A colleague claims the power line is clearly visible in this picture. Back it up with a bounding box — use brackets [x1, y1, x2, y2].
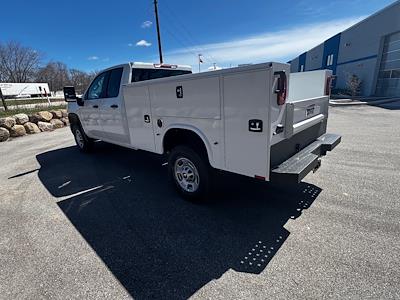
[160, 2, 219, 64]
[159, 11, 215, 66]
[162, 3, 215, 55]
[161, 23, 201, 58]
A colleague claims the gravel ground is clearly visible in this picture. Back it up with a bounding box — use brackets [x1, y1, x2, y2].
[0, 104, 399, 299]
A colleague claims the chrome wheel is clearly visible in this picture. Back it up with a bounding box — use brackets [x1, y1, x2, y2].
[75, 129, 85, 149]
[174, 157, 200, 192]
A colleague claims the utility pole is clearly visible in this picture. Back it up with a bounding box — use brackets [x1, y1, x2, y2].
[154, 0, 163, 64]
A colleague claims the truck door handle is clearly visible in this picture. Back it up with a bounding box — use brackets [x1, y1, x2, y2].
[92, 105, 98, 108]
[110, 104, 118, 109]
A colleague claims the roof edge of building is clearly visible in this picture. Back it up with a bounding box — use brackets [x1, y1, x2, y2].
[341, 0, 400, 35]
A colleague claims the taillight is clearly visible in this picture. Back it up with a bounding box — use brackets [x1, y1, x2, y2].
[274, 71, 287, 105]
[325, 76, 333, 96]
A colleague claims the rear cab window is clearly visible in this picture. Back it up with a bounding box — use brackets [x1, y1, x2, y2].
[107, 68, 123, 97]
[131, 68, 191, 83]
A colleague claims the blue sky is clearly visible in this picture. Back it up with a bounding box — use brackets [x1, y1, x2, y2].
[1, 0, 396, 72]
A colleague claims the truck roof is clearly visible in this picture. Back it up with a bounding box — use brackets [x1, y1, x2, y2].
[130, 62, 192, 72]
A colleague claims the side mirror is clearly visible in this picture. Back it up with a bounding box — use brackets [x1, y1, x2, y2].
[63, 86, 77, 102]
[63, 86, 84, 106]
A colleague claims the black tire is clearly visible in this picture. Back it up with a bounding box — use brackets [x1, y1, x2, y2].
[71, 124, 94, 152]
[168, 145, 211, 202]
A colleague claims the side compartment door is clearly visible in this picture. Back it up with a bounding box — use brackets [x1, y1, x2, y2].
[223, 69, 271, 179]
[79, 71, 109, 138]
[123, 84, 155, 152]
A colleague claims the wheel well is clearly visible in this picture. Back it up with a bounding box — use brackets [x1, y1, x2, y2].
[68, 113, 80, 126]
[163, 129, 209, 159]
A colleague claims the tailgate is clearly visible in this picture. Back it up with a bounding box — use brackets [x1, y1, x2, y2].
[284, 69, 332, 138]
[284, 96, 329, 137]
[270, 70, 332, 169]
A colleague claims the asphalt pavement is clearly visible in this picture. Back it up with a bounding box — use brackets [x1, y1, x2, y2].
[0, 103, 399, 299]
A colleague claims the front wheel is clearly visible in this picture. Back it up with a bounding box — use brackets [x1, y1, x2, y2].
[168, 146, 211, 201]
[71, 124, 94, 152]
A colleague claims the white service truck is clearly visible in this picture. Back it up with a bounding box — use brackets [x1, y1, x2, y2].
[64, 62, 341, 201]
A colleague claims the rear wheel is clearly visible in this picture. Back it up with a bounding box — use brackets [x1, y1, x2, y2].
[168, 146, 210, 201]
[71, 124, 94, 152]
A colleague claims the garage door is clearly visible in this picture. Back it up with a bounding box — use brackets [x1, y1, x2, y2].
[376, 31, 400, 97]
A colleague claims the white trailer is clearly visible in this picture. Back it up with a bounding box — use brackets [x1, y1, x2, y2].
[0, 83, 50, 99]
[64, 62, 340, 201]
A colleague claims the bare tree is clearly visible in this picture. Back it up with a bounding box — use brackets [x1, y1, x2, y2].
[69, 69, 95, 94]
[346, 74, 362, 97]
[0, 41, 41, 82]
[36, 62, 96, 94]
[36, 61, 70, 92]
[0, 41, 96, 96]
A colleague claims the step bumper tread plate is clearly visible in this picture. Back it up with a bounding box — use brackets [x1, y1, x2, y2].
[270, 133, 341, 183]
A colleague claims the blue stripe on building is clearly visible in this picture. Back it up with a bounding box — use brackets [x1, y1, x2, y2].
[322, 33, 341, 74]
[322, 33, 341, 87]
[298, 52, 306, 72]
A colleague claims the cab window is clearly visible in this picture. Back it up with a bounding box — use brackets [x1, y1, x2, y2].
[87, 72, 108, 100]
[107, 68, 123, 98]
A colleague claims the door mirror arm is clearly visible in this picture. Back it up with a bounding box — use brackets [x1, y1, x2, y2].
[76, 97, 84, 106]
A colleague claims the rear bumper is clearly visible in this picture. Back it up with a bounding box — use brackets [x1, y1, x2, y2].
[270, 133, 341, 183]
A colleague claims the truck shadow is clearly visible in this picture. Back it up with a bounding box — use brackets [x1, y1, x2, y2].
[373, 100, 400, 110]
[36, 142, 322, 300]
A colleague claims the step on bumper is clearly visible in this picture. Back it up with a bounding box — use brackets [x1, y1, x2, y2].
[270, 133, 341, 184]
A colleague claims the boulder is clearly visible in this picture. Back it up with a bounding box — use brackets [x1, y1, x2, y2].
[28, 114, 40, 124]
[9, 125, 26, 137]
[60, 117, 70, 126]
[24, 122, 41, 134]
[0, 127, 10, 142]
[14, 113, 29, 125]
[61, 109, 68, 118]
[0, 117, 16, 130]
[50, 119, 64, 129]
[37, 121, 54, 132]
[50, 110, 63, 119]
[37, 111, 53, 122]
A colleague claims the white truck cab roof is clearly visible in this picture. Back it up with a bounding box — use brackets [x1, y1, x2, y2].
[130, 62, 192, 72]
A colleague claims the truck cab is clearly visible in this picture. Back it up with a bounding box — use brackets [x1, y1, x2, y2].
[67, 62, 191, 145]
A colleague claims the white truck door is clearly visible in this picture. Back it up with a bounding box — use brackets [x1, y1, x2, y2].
[80, 71, 108, 138]
[223, 69, 271, 179]
[98, 67, 130, 144]
[123, 84, 155, 152]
